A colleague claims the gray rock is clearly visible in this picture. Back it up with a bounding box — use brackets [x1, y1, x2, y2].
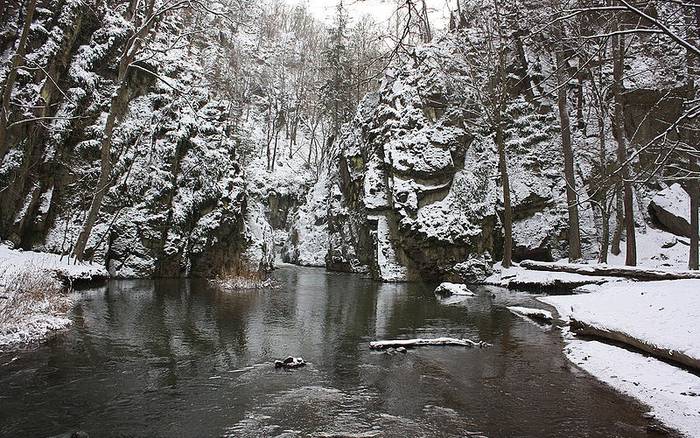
[649, 184, 695, 238]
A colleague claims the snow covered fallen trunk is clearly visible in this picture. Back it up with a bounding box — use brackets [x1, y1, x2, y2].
[434, 282, 475, 296]
[486, 263, 611, 291]
[570, 318, 700, 371]
[507, 306, 553, 323]
[521, 260, 700, 281]
[369, 337, 489, 350]
[541, 280, 700, 372]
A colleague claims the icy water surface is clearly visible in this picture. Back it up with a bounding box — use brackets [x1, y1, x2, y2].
[0, 265, 673, 437]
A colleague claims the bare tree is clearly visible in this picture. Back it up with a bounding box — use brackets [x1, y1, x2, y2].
[72, 0, 193, 261]
[460, 0, 514, 267]
[0, 0, 37, 164]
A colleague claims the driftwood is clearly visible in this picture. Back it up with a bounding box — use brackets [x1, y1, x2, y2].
[369, 337, 489, 350]
[570, 319, 700, 372]
[520, 260, 700, 281]
[507, 306, 553, 323]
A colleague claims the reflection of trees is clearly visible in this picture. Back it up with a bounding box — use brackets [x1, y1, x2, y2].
[318, 274, 380, 385]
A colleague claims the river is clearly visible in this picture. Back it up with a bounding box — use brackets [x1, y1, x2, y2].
[0, 265, 671, 437]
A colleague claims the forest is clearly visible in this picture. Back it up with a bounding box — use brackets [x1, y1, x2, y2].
[1, 0, 699, 437]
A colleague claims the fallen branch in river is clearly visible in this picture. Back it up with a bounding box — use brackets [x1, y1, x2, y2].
[507, 306, 553, 323]
[519, 260, 700, 281]
[369, 337, 489, 350]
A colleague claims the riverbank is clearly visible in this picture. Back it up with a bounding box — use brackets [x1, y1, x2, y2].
[0, 245, 107, 348]
[483, 226, 700, 437]
[534, 275, 700, 437]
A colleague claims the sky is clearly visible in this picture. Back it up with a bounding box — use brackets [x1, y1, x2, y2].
[286, 0, 454, 32]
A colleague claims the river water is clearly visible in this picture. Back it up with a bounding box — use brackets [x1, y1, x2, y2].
[0, 265, 670, 437]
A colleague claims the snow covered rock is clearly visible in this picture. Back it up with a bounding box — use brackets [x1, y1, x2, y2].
[649, 184, 696, 238]
[292, 34, 589, 282]
[282, 176, 330, 267]
[434, 282, 475, 296]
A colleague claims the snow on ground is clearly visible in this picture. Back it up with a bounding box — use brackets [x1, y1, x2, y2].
[0, 244, 106, 348]
[541, 280, 700, 366]
[564, 338, 700, 437]
[0, 244, 107, 281]
[607, 227, 691, 270]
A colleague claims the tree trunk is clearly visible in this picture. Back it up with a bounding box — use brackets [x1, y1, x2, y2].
[598, 206, 610, 263]
[612, 29, 636, 266]
[598, 112, 610, 263]
[556, 49, 582, 261]
[690, 159, 699, 270]
[0, 0, 38, 164]
[520, 260, 700, 280]
[611, 189, 623, 255]
[271, 128, 279, 172]
[496, 120, 513, 268]
[72, 81, 129, 260]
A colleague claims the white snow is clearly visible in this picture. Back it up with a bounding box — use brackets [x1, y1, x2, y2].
[652, 183, 691, 224]
[371, 214, 408, 282]
[0, 244, 107, 281]
[541, 280, 700, 365]
[485, 263, 613, 289]
[0, 244, 106, 348]
[540, 279, 700, 437]
[564, 339, 700, 437]
[507, 306, 553, 322]
[434, 282, 475, 296]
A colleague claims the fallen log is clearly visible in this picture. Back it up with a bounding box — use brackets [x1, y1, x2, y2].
[369, 337, 489, 350]
[570, 319, 700, 372]
[507, 306, 553, 323]
[520, 260, 700, 281]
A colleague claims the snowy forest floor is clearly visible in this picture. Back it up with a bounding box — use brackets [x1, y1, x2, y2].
[0, 245, 106, 348]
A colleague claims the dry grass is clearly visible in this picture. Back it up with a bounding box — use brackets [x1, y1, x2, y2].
[0, 262, 70, 333]
[211, 266, 280, 291]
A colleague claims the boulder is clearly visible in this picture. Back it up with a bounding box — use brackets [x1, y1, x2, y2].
[649, 184, 695, 238]
[434, 282, 475, 296]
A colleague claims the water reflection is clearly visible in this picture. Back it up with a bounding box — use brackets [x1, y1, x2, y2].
[0, 266, 669, 437]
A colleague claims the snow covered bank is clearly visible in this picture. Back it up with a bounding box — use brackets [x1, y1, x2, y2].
[564, 339, 700, 437]
[0, 245, 108, 284]
[541, 280, 700, 370]
[0, 245, 106, 348]
[540, 280, 700, 436]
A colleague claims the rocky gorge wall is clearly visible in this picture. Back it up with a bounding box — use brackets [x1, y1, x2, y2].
[285, 35, 584, 282]
[0, 0, 272, 278]
[284, 16, 695, 283]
